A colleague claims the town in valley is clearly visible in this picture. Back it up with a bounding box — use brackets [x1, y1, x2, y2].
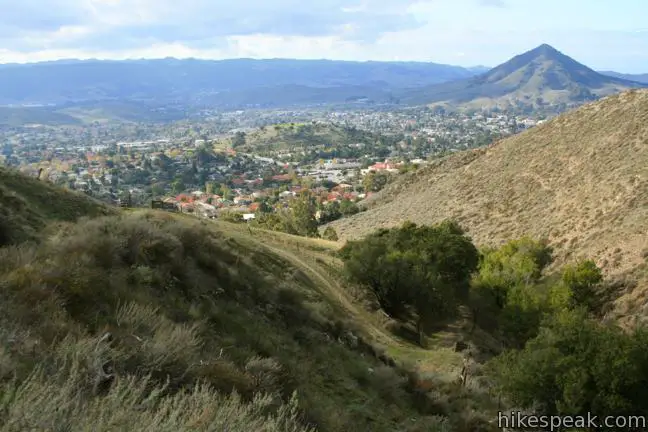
[2, 107, 540, 231]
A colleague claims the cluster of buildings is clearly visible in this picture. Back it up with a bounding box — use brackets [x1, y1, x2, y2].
[156, 181, 367, 221]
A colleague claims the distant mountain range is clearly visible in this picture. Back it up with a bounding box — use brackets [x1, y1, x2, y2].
[598, 71, 648, 84]
[0, 47, 645, 123]
[399, 44, 647, 111]
[0, 58, 482, 107]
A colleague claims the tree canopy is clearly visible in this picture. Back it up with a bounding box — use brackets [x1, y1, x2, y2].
[339, 220, 479, 345]
[489, 308, 648, 428]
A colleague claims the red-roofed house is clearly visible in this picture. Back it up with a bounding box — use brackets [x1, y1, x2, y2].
[327, 192, 341, 202]
[176, 194, 194, 203]
[248, 202, 260, 212]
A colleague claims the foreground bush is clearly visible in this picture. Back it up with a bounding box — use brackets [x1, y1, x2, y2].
[1, 343, 311, 432]
[488, 309, 648, 429]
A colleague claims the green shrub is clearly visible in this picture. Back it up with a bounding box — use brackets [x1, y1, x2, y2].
[219, 210, 244, 223]
[488, 309, 648, 429]
[322, 226, 339, 241]
[0, 353, 313, 432]
[340, 220, 479, 345]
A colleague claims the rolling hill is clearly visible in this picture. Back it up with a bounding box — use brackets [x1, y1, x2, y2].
[400, 44, 647, 111]
[0, 106, 83, 127]
[0, 165, 502, 431]
[0, 101, 192, 126]
[225, 121, 387, 157]
[0, 50, 641, 122]
[330, 89, 648, 324]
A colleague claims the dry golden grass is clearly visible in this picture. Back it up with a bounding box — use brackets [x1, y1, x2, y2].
[331, 89, 648, 324]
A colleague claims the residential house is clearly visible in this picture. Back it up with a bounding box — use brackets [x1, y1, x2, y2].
[233, 195, 253, 205]
[361, 161, 400, 175]
[248, 202, 260, 213]
[178, 202, 195, 213]
[326, 192, 342, 202]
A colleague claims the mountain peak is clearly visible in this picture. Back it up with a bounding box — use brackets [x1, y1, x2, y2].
[532, 43, 560, 54]
[520, 43, 566, 62]
[406, 44, 647, 109]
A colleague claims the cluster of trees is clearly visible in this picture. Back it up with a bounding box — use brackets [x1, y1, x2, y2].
[465, 237, 648, 428]
[490, 308, 648, 426]
[362, 171, 393, 193]
[232, 131, 247, 147]
[470, 237, 604, 349]
[340, 222, 648, 427]
[339, 221, 479, 346]
[316, 199, 360, 224]
[215, 189, 355, 239]
[470, 237, 555, 348]
[251, 193, 320, 238]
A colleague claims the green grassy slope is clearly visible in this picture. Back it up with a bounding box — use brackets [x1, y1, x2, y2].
[0, 166, 116, 245]
[0, 169, 500, 431]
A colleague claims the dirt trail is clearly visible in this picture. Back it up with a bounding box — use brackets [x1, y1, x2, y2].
[222, 223, 466, 376]
[259, 239, 403, 348]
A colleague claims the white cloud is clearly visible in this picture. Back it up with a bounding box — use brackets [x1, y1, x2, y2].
[0, 0, 424, 49]
[0, 0, 645, 72]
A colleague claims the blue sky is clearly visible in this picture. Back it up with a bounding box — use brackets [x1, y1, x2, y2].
[0, 0, 646, 72]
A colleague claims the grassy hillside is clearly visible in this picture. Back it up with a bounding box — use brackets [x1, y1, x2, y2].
[0, 168, 500, 431]
[331, 89, 648, 325]
[0, 106, 83, 126]
[0, 166, 116, 245]
[0, 101, 189, 126]
[58, 101, 190, 123]
[227, 122, 383, 156]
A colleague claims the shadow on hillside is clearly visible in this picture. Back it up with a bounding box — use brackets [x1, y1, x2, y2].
[387, 322, 420, 345]
[387, 317, 465, 348]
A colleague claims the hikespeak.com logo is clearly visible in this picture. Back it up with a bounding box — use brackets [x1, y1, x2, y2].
[498, 411, 646, 431]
